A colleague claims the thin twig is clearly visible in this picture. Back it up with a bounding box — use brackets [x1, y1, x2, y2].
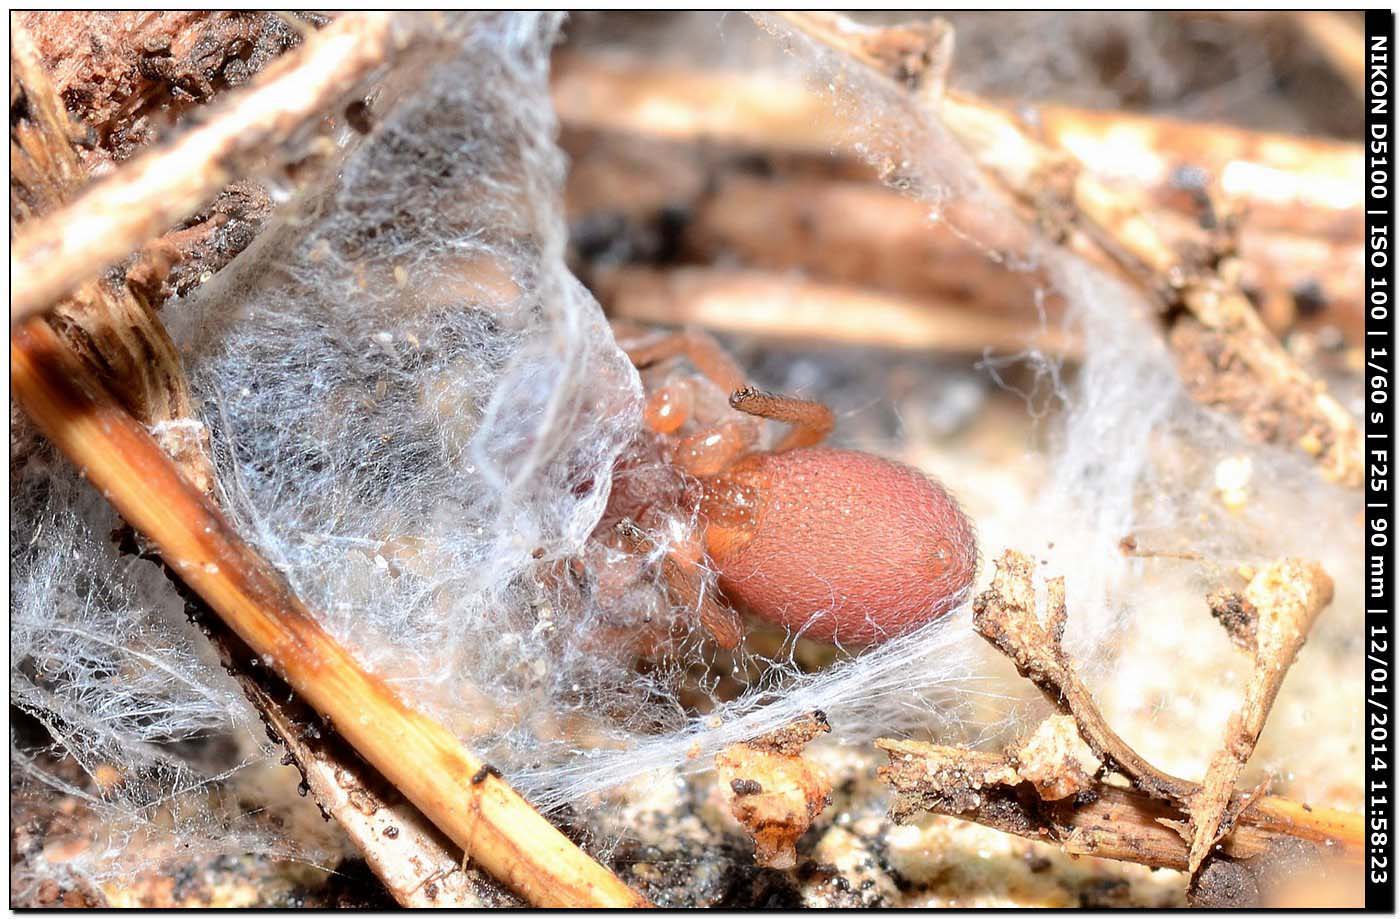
[10, 11, 409, 326]
[715, 712, 833, 869]
[971, 550, 1197, 802]
[10, 319, 648, 908]
[964, 550, 1362, 857]
[876, 738, 1362, 871]
[877, 548, 1360, 901]
[1187, 560, 1335, 873]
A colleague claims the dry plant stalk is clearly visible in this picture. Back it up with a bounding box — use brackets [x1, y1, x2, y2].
[973, 552, 1356, 837]
[10, 319, 647, 908]
[10, 11, 404, 326]
[971, 551, 1194, 802]
[1030, 102, 1362, 243]
[1291, 11, 1367, 94]
[685, 176, 1361, 333]
[1188, 560, 1336, 873]
[881, 549, 1361, 886]
[772, 12, 1363, 488]
[203, 618, 511, 907]
[563, 125, 1361, 343]
[597, 266, 1081, 360]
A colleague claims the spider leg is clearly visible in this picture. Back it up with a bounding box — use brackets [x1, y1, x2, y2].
[623, 328, 758, 474]
[619, 327, 747, 393]
[621, 326, 830, 455]
[729, 386, 834, 452]
[617, 519, 744, 649]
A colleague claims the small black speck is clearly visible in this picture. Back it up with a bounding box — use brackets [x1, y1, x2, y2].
[471, 764, 501, 785]
[1291, 279, 1327, 318]
[345, 99, 374, 135]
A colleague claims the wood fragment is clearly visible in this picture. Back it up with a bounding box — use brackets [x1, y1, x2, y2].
[10, 319, 648, 908]
[918, 548, 1363, 879]
[1187, 560, 1335, 873]
[10, 11, 408, 325]
[1010, 715, 1099, 802]
[715, 712, 833, 869]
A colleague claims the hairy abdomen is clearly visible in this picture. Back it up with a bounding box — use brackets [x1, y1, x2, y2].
[706, 448, 977, 645]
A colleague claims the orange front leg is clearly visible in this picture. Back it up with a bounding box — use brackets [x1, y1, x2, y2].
[729, 386, 834, 452]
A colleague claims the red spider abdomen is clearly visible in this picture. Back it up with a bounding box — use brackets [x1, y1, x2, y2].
[706, 448, 977, 645]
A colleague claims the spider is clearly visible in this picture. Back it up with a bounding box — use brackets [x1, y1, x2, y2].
[602, 325, 978, 649]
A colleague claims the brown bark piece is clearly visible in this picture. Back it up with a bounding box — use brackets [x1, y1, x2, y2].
[16, 12, 314, 166]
